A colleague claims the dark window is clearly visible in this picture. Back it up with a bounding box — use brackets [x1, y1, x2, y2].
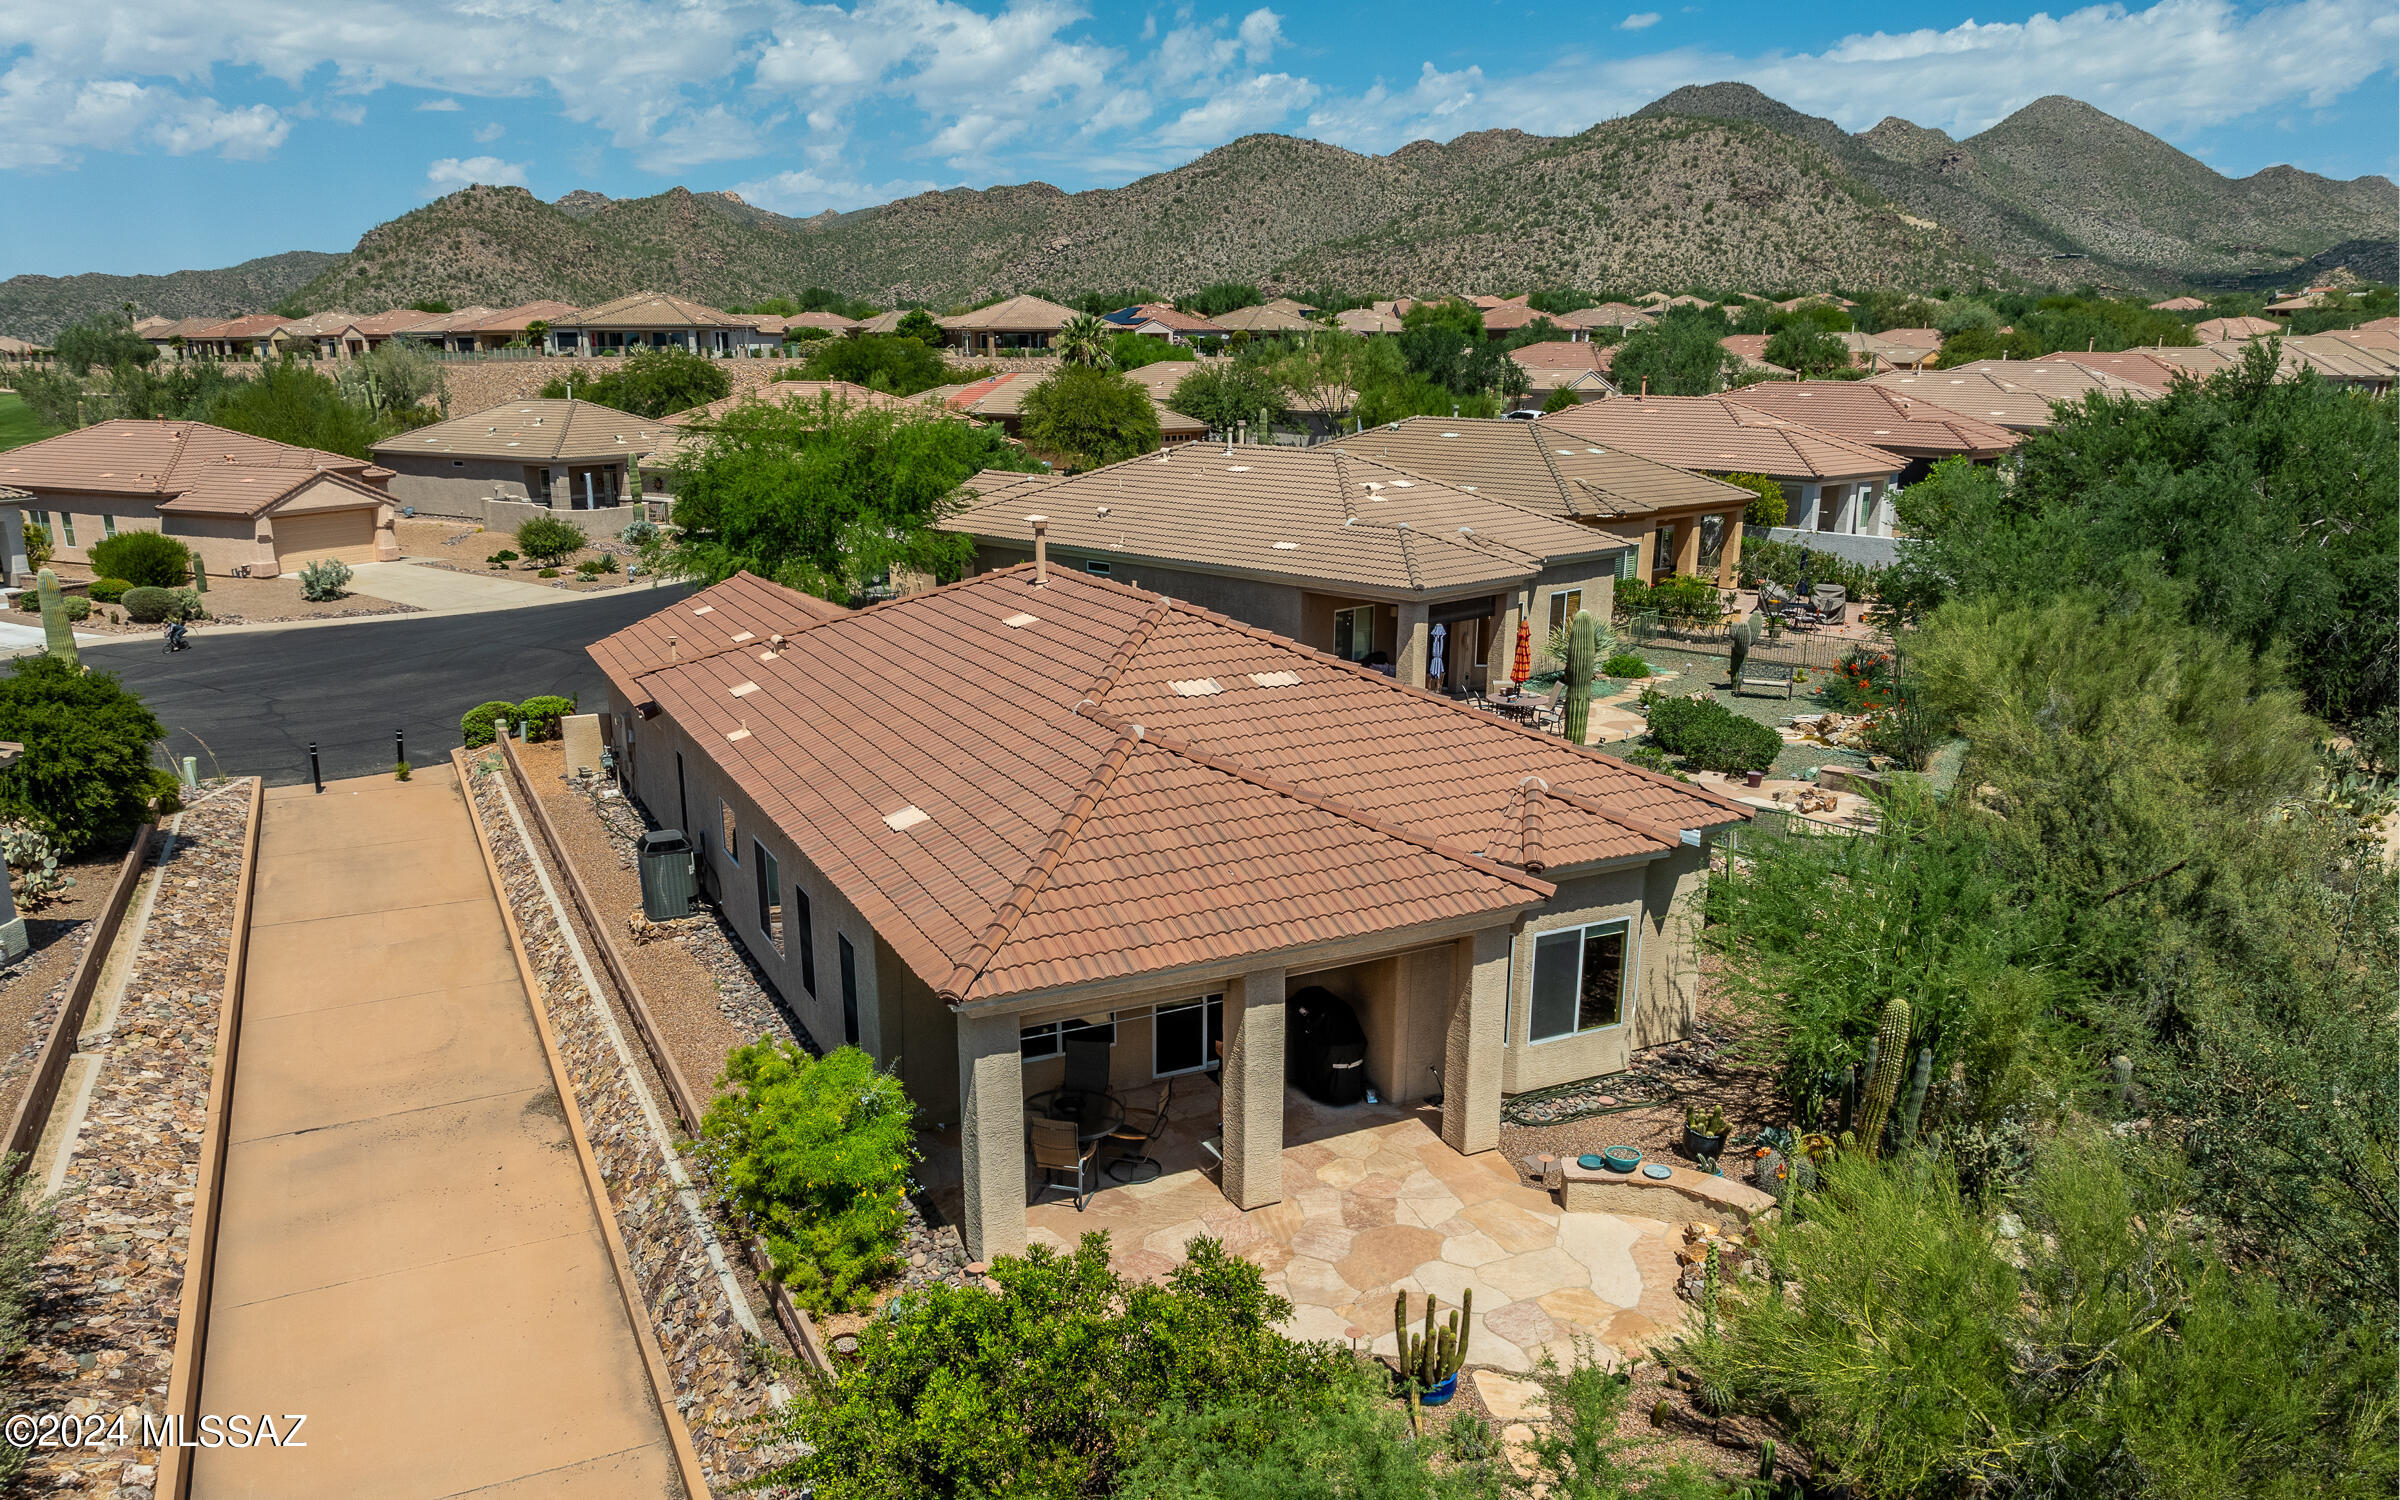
[1084, 559, 1111, 575]
[1528, 922, 1628, 1041]
[720, 801, 737, 862]
[675, 752, 687, 836]
[1152, 995, 1224, 1076]
[839, 935, 859, 1046]
[795, 889, 816, 995]
[1020, 1015, 1116, 1060]
[753, 840, 781, 952]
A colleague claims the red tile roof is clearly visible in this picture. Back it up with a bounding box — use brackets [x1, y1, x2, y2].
[1722, 381, 2019, 459]
[588, 572, 848, 703]
[0, 420, 391, 517]
[1538, 395, 1903, 483]
[600, 568, 1747, 1005]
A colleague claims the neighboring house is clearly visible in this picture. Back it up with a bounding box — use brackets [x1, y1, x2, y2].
[393, 306, 499, 351]
[0, 337, 50, 365]
[940, 442, 1632, 694]
[1335, 308, 1404, 334]
[2191, 316, 2281, 341]
[590, 565, 1750, 1261]
[1101, 304, 1230, 342]
[182, 313, 291, 360]
[1210, 303, 1317, 334]
[1340, 416, 1763, 588]
[1722, 381, 2019, 485]
[919, 371, 1208, 445]
[327, 308, 443, 358]
[939, 295, 1081, 355]
[2272, 332, 2399, 393]
[445, 301, 581, 352]
[2264, 292, 2326, 318]
[0, 420, 397, 576]
[550, 292, 760, 356]
[141, 316, 230, 359]
[369, 398, 660, 524]
[1550, 305, 1654, 340]
[1866, 362, 2160, 433]
[1506, 341, 1619, 404]
[1716, 335, 1795, 379]
[1538, 395, 1907, 540]
[2149, 296, 2209, 312]
[1836, 329, 1943, 371]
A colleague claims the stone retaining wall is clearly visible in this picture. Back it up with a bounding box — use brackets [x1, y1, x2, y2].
[1555, 1159, 1777, 1235]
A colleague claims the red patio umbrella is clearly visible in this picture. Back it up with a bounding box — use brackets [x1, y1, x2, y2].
[1511, 616, 1532, 685]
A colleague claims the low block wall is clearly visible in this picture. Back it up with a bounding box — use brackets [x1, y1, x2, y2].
[1746, 525, 1905, 569]
[484, 498, 645, 540]
[1556, 1158, 1777, 1233]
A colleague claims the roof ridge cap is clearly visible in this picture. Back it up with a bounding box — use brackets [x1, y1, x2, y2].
[1081, 703, 1554, 895]
[1519, 782, 1545, 873]
[938, 725, 1144, 1004]
[1083, 594, 1175, 703]
[1537, 782, 1684, 849]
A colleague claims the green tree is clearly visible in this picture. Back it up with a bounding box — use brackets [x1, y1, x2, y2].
[1181, 281, 1264, 318]
[761, 1231, 1351, 1500]
[510, 514, 585, 566]
[1053, 313, 1114, 368]
[661, 390, 1029, 599]
[407, 298, 453, 314]
[52, 310, 157, 376]
[205, 360, 391, 459]
[1019, 364, 1160, 468]
[335, 339, 448, 420]
[1540, 384, 1583, 413]
[894, 308, 943, 344]
[1763, 323, 1850, 376]
[1717, 472, 1785, 526]
[0, 655, 165, 855]
[699, 1042, 916, 1312]
[88, 531, 193, 588]
[557, 346, 731, 418]
[1607, 305, 1740, 395]
[1168, 362, 1289, 432]
[795, 333, 953, 397]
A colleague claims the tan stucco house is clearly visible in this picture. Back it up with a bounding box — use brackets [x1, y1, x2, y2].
[0, 420, 397, 577]
[371, 398, 661, 530]
[589, 567, 1749, 1260]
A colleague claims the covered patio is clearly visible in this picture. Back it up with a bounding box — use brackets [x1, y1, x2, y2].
[921, 1079, 1688, 1371]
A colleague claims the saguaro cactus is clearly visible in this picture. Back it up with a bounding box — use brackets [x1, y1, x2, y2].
[1728, 613, 1757, 687]
[1896, 1045, 1933, 1148]
[1856, 998, 1912, 1155]
[37, 569, 75, 667]
[1561, 609, 1598, 743]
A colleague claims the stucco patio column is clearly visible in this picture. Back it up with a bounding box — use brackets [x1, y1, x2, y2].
[1716, 508, 1746, 589]
[1672, 516, 1702, 577]
[1221, 966, 1287, 1209]
[957, 1010, 1028, 1263]
[1395, 601, 1431, 688]
[1440, 926, 1511, 1156]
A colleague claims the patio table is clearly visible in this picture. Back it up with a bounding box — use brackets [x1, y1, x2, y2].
[1025, 1087, 1126, 1144]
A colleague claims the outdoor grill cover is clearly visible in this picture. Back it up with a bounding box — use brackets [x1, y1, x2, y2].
[1288, 986, 1369, 1106]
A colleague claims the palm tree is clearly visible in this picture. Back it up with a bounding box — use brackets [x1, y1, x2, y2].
[1055, 314, 1114, 369]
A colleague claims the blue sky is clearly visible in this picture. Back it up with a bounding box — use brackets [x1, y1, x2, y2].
[3, 0, 2393, 278]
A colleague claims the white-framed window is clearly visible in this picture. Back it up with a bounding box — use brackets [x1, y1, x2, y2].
[1612, 549, 1639, 582]
[1151, 994, 1224, 1077]
[1021, 1014, 1114, 1060]
[720, 800, 737, 862]
[1546, 588, 1583, 635]
[1527, 919, 1632, 1042]
[101, 514, 117, 537]
[60, 514, 74, 547]
[1333, 604, 1376, 662]
[753, 839, 782, 953]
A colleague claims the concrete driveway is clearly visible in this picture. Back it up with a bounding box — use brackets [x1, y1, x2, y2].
[347, 560, 607, 612]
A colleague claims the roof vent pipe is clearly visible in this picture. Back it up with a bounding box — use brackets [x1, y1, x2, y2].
[1027, 514, 1049, 586]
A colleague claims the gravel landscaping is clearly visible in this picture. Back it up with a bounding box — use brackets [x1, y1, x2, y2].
[1608, 644, 1879, 782]
[30, 566, 421, 633]
[403, 517, 653, 594]
[11, 780, 252, 1499]
[0, 832, 139, 1131]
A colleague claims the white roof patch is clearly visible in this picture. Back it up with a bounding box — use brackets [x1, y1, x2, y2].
[883, 804, 930, 831]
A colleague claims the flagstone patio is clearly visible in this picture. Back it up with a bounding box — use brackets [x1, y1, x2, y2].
[929, 1083, 1690, 1372]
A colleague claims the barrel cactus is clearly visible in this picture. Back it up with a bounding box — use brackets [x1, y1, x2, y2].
[1856, 998, 1912, 1155]
[36, 569, 75, 666]
[1561, 609, 1597, 744]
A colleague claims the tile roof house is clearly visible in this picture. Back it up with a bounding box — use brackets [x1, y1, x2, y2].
[448, 300, 582, 353]
[1210, 303, 1317, 334]
[939, 295, 1083, 355]
[323, 308, 444, 357]
[140, 316, 234, 358]
[591, 565, 1749, 1259]
[2149, 296, 2209, 312]
[1551, 304, 1655, 340]
[1102, 304, 1231, 341]
[1341, 415, 1766, 589]
[0, 420, 397, 577]
[550, 292, 761, 356]
[1506, 342, 1619, 403]
[1723, 380, 2019, 484]
[920, 371, 1208, 445]
[1866, 362, 2162, 432]
[1335, 308, 1404, 335]
[1716, 335, 1794, 379]
[939, 440, 1634, 694]
[181, 313, 293, 360]
[1538, 395, 1907, 543]
[1835, 329, 1943, 371]
[370, 397, 662, 522]
[2191, 316, 2281, 342]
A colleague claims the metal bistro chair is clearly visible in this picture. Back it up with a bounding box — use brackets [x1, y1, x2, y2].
[1062, 1032, 1114, 1103]
[1107, 1079, 1173, 1183]
[1030, 1116, 1101, 1210]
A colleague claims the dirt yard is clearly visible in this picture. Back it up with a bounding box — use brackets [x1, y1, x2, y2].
[399, 516, 651, 594]
[36, 562, 420, 633]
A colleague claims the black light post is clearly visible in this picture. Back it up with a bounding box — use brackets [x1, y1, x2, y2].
[308, 741, 322, 794]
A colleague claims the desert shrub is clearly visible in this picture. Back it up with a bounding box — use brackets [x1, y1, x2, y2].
[1604, 651, 1651, 678]
[1613, 573, 1723, 629]
[9, 593, 33, 613]
[1718, 472, 1786, 527]
[0, 825, 73, 908]
[0, 655, 164, 854]
[699, 1042, 916, 1314]
[512, 514, 585, 565]
[575, 559, 602, 576]
[618, 518, 658, 548]
[87, 530, 191, 589]
[485, 548, 519, 565]
[59, 597, 90, 623]
[758, 1230, 1352, 1498]
[297, 557, 352, 601]
[515, 694, 576, 740]
[1819, 645, 1897, 712]
[0, 1169, 54, 1484]
[21, 522, 50, 573]
[458, 700, 518, 748]
[537, 567, 559, 578]
[118, 586, 173, 623]
[1738, 536, 1884, 599]
[166, 589, 204, 623]
[1646, 695, 1779, 773]
[87, 578, 131, 605]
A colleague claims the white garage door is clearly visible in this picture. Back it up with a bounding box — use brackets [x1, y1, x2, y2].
[273, 509, 378, 572]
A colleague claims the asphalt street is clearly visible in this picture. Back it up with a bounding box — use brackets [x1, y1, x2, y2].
[85, 583, 690, 787]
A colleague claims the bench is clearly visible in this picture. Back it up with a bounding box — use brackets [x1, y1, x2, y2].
[1737, 660, 1796, 699]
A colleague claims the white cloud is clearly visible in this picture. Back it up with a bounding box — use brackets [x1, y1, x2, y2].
[1158, 73, 1319, 148]
[1621, 13, 1660, 30]
[426, 154, 529, 193]
[416, 97, 462, 111]
[473, 121, 504, 142]
[726, 165, 942, 215]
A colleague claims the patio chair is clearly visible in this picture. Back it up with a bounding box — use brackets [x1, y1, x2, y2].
[1062, 1033, 1113, 1102]
[1107, 1079, 1172, 1182]
[1534, 683, 1566, 733]
[1030, 1117, 1100, 1210]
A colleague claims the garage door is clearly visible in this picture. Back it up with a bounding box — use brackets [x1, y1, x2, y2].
[273, 509, 378, 572]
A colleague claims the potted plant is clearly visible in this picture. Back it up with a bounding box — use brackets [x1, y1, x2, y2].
[1394, 1290, 1472, 1432]
[1684, 1103, 1730, 1161]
